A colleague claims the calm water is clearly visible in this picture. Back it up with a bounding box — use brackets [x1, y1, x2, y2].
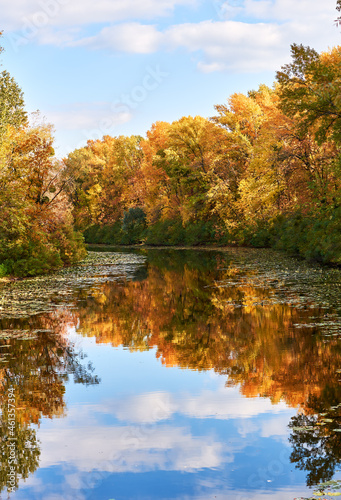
[0, 247, 341, 500]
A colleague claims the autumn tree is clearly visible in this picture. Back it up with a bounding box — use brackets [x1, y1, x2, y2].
[164, 115, 229, 223]
[0, 122, 85, 276]
[66, 135, 144, 231]
[141, 116, 237, 227]
[65, 143, 106, 229]
[276, 44, 341, 144]
[236, 86, 289, 222]
[276, 45, 341, 209]
[139, 121, 171, 224]
[210, 92, 266, 226]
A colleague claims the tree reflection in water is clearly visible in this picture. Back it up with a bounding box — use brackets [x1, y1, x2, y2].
[0, 309, 100, 492]
[0, 248, 340, 494]
[76, 249, 341, 488]
[289, 394, 341, 487]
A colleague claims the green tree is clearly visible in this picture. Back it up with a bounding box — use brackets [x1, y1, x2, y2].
[0, 70, 27, 133]
[121, 207, 146, 244]
[276, 44, 341, 144]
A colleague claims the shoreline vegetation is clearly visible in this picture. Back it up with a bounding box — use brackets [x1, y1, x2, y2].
[85, 240, 341, 267]
[1, 32, 341, 277]
[83, 210, 341, 266]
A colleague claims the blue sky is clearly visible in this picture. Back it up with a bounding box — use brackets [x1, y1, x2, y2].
[0, 0, 340, 157]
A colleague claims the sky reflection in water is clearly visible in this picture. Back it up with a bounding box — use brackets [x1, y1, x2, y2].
[1, 248, 341, 500]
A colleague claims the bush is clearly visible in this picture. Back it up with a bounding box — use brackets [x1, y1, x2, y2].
[82, 209, 341, 266]
[83, 223, 123, 245]
[52, 224, 86, 265]
[183, 221, 216, 245]
[239, 209, 341, 265]
[145, 219, 184, 245]
[145, 219, 220, 246]
[0, 263, 8, 278]
[85, 218, 228, 247]
[0, 221, 86, 278]
[121, 208, 146, 244]
[3, 239, 62, 277]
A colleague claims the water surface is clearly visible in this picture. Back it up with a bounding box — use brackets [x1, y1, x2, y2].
[0, 248, 340, 500]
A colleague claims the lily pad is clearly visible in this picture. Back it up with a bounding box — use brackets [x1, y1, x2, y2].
[0, 252, 146, 320]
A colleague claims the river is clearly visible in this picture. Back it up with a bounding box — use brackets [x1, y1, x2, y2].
[0, 247, 340, 500]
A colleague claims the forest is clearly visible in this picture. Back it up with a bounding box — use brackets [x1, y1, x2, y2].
[1, 32, 341, 277]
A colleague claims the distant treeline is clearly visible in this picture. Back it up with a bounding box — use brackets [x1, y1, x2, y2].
[1, 37, 341, 277]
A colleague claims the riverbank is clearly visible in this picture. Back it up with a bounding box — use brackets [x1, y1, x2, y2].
[1, 210, 339, 281]
[84, 210, 341, 267]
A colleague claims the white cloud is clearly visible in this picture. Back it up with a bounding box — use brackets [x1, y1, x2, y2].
[0, 0, 196, 31]
[3, 0, 339, 73]
[260, 415, 291, 439]
[243, 0, 336, 23]
[164, 9, 339, 71]
[177, 389, 289, 420]
[110, 392, 177, 423]
[38, 425, 224, 473]
[237, 413, 292, 441]
[191, 490, 308, 500]
[62, 12, 339, 73]
[73, 23, 163, 53]
[166, 20, 286, 71]
[91, 387, 289, 424]
[22, 390, 294, 497]
[44, 101, 132, 132]
[68, 19, 287, 70]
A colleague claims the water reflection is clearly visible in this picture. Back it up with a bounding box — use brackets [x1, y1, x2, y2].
[0, 248, 340, 498]
[74, 248, 341, 492]
[78, 249, 341, 409]
[0, 310, 100, 492]
[289, 396, 341, 487]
